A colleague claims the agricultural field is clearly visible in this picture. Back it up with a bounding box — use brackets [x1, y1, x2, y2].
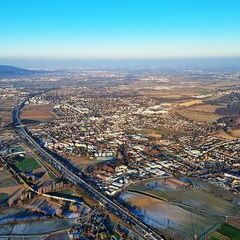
[0, 208, 27, 223]
[228, 218, 240, 230]
[175, 98, 222, 123]
[45, 231, 69, 240]
[0, 170, 18, 188]
[139, 86, 205, 100]
[121, 178, 240, 239]
[121, 191, 220, 240]
[179, 99, 203, 107]
[219, 223, 240, 240]
[0, 97, 18, 126]
[0, 218, 74, 235]
[177, 108, 220, 122]
[0, 169, 23, 203]
[0, 110, 12, 126]
[129, 178, 240, 216]
[208, 223, 240, 240]
[208, 231, 230, 240]
[21, 104, 55, 122]
[215, 130, 237, 140]
[230, 129, 240, 138]
[187, 104, 220, 113]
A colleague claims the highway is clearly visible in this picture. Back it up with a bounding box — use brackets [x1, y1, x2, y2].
[12, 96, 165, 240]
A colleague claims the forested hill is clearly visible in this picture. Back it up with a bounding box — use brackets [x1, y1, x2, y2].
[0, 65, 45, 78]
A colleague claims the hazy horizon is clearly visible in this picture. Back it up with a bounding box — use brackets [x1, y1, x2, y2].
[1, 57, 240, 72]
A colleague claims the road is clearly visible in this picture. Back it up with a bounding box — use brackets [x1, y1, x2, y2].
[12, 95, 165, 240]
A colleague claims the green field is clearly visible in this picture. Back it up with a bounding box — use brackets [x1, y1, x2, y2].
[0, 178, 18, 187]
[0, 170, 18, 187]
[15, 155, 40, 172]
[218, 223, 240, 240]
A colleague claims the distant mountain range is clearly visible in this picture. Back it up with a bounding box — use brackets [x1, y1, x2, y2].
[0, 65, 45, 78]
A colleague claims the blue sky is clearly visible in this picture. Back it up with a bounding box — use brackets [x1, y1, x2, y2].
[0, 0, 240, 59]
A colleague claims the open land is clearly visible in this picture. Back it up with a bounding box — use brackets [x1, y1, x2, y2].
[121, 191, 220, 240]
[0, 169, 23, 204]
[176, 109, 220, 122]
[128, 178, 240, 216]
[21, 104, 55, 122]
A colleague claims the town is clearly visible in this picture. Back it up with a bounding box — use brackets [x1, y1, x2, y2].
[1, 68, 240, 240]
